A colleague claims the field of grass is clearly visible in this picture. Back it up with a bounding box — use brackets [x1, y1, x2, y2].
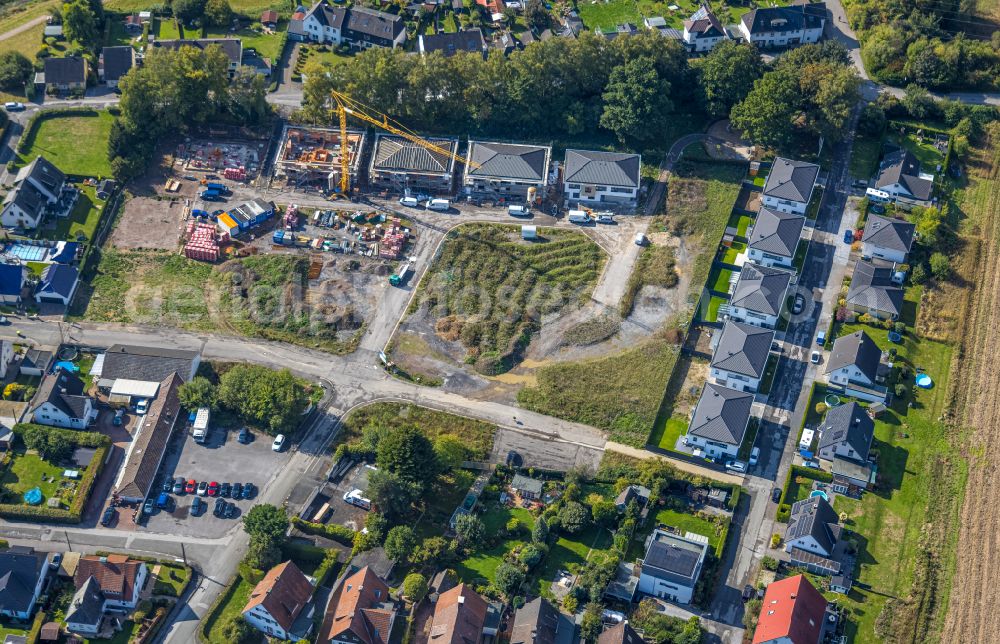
[0, 624, 28, 640]
[850, 134, 883, 179]
[18, 111, 115, 177]
[704, 294, 726, 322]
[535, 523, 614, 596]
[652, 415, 688, 450]
[454, 503, 534, 584]
[338, 402, 496, 461]
[108, 0, 288, 13]
[203, 24, 286, 60]
[709, 266, 734, 294]
[0, 19, 43, 66]
[726, 212, 752, 237]
[200, 576, 254, 644]
[578, 0, 765, 30]
[720, 242, 746, 265]
[42, 185, 103, 242]
[518, 340, 679, 447]
[412, 224, 604, 375]
[0, 450, 74, 507]
[885, 128, 945, 170]
[152, 563, 191, 596]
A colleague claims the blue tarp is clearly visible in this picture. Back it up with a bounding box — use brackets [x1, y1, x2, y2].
[54, 361, 79, 373]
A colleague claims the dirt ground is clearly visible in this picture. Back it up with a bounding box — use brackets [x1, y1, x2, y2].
[111, 198, 187, 250]
[940, 130, 1000, 642]
[734, 185, 762, 212]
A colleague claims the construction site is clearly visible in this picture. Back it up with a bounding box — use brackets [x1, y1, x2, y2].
[273, 125, 366, 193]
[176, 140, 264, 181]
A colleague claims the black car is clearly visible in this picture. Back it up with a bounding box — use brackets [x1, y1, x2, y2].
[742, 585, 755, 601]
[231, 483, 243, 498]
[213, 498, 226, 517]
[191, 497, 204, 515]
[172, 477, 185, 494]
[237, 428, 252, 444]
[220, 483, 232, 498]
[224, 502, 237, 519]
[242, 483, 254, 499]
[162, 479, 173, 493]
[772, 488, 782, 503]
[101, 506, 116, 527]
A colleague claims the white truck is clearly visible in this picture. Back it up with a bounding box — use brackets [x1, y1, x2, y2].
[192, 407, 210, 444]
[568, 210, 591, 224]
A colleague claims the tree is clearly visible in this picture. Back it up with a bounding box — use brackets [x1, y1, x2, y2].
[62, 0, 97, 49]
[433, 435, 466, 470]
[242, 504, 289, 542]
[0, 51, 32, 91]
[800, 62, 861, 141]
[518, 544, 544, 569]
[902, 84, 936, 120]
[367, 470, 421, 521]
[523, 0, 551, 31]
[558, 501, 589, 534]
[402, 573, 429, 602]
[384, 525, 417, 563]
[204, 0, 233, 26]
[580, 603, 603, 641]
[454, 512, 485, 545]
[730, 68, 802, 149]
[376, 426, 439, 493]
[697, 40, 764, 118]
[494, 562, 525, 598]
[227, 67, 270, 125]
[929, 252, 951, 280]
[173, 0, 208, 22]
[219, 616, 256, 644]
[532, 516, 549, 544]
[178, 376, 216, 410]
[20, 426, 74, 462]
[600, 56, 672, 144]
[244, 536, 282, 570]
[216, 365, 309, 435]
[591, 500, 617, 526]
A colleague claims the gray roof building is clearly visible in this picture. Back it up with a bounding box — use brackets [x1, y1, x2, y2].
[875, 148, 933, 201]
[21, 348, 53, 373]
[741, 3, 826, 35]
[598, 621, 644, 644]
[861, 213, 915, 254]
[98, 345, 200, 383]
[614, 484, 651, 509]
[563, 150, 640, 189]
[371, 135, 457, 176]
[689, 382, 754, 446]
[762, 157, 820, 204]
[818, 402, 874, 460]
[641, 529, 708, 588]
[711, 320, 775, 379]
[732, 263, 793, 317]
[36, 264, 78, 302]
[418, 29, 486, 56]
[787, 496, 841, 555]
[343, 6, 405, 43]
[748, 207, 805, 257]
[152, 38, 243, 66]
[31, 367, 91, 420]
[511, 474, 544, 496]
[847, 260, 903, 317]
[0, 546, 48, 617]
[16, 156, 67, 200]
[826, 330, 883, 384]
[510, 597, 577, 644]
[3, 181, 47, 222]
[114, 373, 183, 500]
[345, 546, 395, 581]
[100, 46, 136, 83]
[466, 141, 551, 183]
[42, 56, 87, 86]
[65, 576, 105, 632]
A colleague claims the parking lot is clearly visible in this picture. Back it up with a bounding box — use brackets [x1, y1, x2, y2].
[143, 424, 291, 538]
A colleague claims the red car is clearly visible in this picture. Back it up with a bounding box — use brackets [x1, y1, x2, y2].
[207, 482, 220, 497]
[185, 479, 197, 494]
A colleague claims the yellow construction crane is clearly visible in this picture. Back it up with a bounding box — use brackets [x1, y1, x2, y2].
[330, 90, 479, 195]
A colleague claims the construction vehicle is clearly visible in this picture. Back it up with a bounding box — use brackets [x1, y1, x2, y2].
[204, 182, 230, 194]
[389, 262, 411, 287]
[201, 189, 224, 201]
[329, 90, 481, 195]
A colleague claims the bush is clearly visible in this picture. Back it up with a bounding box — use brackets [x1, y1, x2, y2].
[290, 515, 357, 546]
[761, 556, 778, 571]
[238, 562, 264, 585]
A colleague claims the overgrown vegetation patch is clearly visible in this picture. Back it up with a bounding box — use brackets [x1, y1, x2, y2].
[620, 244, 678, 317]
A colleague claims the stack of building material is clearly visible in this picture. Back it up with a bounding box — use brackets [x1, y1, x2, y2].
[379, 218, 407, 259]
[184, 221, 222, 262]
[284, 204, 299, 228]
[224, 167, 246, 181]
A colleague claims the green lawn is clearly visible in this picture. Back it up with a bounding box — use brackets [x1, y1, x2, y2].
[18, 111, 115, 178]
[705, 295, 727, 322]
[850, 134, 883, 179]
[710, 266, 735, 294]
[727, 212, 752, 238]
[792, 240, 808, 272]
[579, 0, 766, 30]
[758, 354, 779, 395]
[204, 24, 286, 60]
[535, 524, 614, 597]
[576, 0, 642, 30]
[0, 623, 28, 640]
[153, 17, 184, 40]
[42, 185, 103, 242]
[201, 577, 254, 644]
[720, 242, 746, 265]
[0, 0, 59, 69]
[454, 504, 534, 585]
[751, 175, 766, 187]
[653, 415, 688, 450]
[152, 563, 191, 597]
[885, 129, 945, 171]
[84, 621, 139, 644]
[806, 188, 824, 220]
[653, 508, 725, 551]
[0, 449, 73, 507]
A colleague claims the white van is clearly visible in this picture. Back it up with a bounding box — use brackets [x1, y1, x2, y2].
[399, 196, 419, 207]
[427, 198, 450, 211]
[568, 210, 591, 224]
[596, 212, 614, 224]
[634, 233, 648, 246]
[507, 204, 530, 217]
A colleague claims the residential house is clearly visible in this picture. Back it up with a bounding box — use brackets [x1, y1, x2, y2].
[709, 320, 775, 393]
[19, 348, 53, 377]
[369, 134, 459, 194]
[40, 56, 87, 92]
[94, 345, 201, 388]
[598, 23, 639, 40]
[0, 263, 26, 305]
[112, 373, 183, 502]
[73, 555, 148, 612]
[0, 547, 50, 620]
[598, 621, 644, 644]
[288, 2, 406, 50]
[728, 262, 793, 329]
[418, 29, 486, 57]
[682, 4, 729, 52]
[738, 1, 826, 49]
[747, 208, 805, 269]
[1, 156, 69, 231]
[846, 260, 903, 320]
[428, 583, 501, 643]
[30, 367, 95, 430]
[464, 141, 551, 201]
[817, 402, 873, 465]
[761, 158, 820, 215]
[492, 32, 516, 56]
[0, 340, 13, 379]
[510, 597, 577, 644]
[510, 474, 543, 500]
[99, 46, 135, 88]
[685, 383, 755, 459]
[785, 496, 840, 558]
[261, 10, 280, 29]
[614, 484, 651, 512]
[637, 529, 709, 604]
[152, 39, 243, 76]
[825, 330, 889, 403]
[243, 561, 316, 641]
[344, 547, 395, 581]
[644, 16, 683, 39]
[752, 575, 827, 644]
[321, 566, 395, 644]
[873, 148, 934, 208]
[65, 576, 105, 635]
[563, 149, 641, 207]
[35, 264, 79, 307]
[861, 214, 916, 263]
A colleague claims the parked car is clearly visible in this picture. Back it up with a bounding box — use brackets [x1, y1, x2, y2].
[142, 498, 155, 514]
[742, 585, 755, 601]
[162, 479, 172, 493]
[749, 446, 760, 466]
[772, 487, 781, 503]
[725, 460, 748, 473]
[869, 203, 886, 214]
[173, 477, 185, 494]
[49, 553, 62, 569]
[272, 434, 286, 452]
[816, 330, 827, 346]
[224, 502, 237, 519]
[791, 293, 805, 314]
[771, 341, 782, 353]
[135, 399, 149, 415]
[0, 316, 8, 325]
[237, 428, 252, 444]
[427, 198, 450, 211]
[113, 408, 125, 426]
[220, 483, 231, 498]
[191, 497, 204, 515]
[507, 204, 530, 217]
[156, 492, 170, 509]
[232, 483, 243, 498]
[803, 459, 821, 469]
[242, 483, 255, 499]
[3, 102, 24, 111]
[843, 229, 854, 244]
[596, 212, 614, 224]
[101, 506, 116, 526]
[207, 481, 219, 497]
[185, 479, 197, 494]
[213, 498, 225, 517]
[197, 481, 208, 496]
[810, 350, 821, 364]
[399, 196, 419, 207]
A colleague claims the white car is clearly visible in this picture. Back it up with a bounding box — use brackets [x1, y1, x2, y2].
[3, 102, 24, 111]
[399, 196, 419, 207]
[507, 204, 530, 217]
[749, 446, 760, 466]
[810, 350, 821, 364]
[343, 489, 372, 510]
[135, 399, 149, 415]
[272, 434, 286, 452]
[725, 460, 748, 473]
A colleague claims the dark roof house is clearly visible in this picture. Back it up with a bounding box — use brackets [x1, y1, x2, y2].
[31, 367, 90, 420]
[0, 547, 49, 618]
[42, 56, 87, 88]
[35, 264, 79, 303]
[688, 383, 754, 446]
[762, 158, 820, 204]
[786, 496, 841, 556]
[100, 46, 136, 84]
[419, 29, 486, 56]
[371, 135, 457, 176]
[875, 148, 933, 202]
[20, 348, 53, 374]
[741, 3, 826, 36]
[711, 321, 775, 380]
[114, 373, 182, 500]
[748, 208, 805, 258]
[467, 141, 550, 183]
[825, 330, 883, 384]
[152, 39, 243, 66]
[99, 345, 200, 383]
[731, 263, 793, 317]
[0, 263, 26, 300]
[861, 213, 916, 255]
[510, 597, 577, 644]
[846, 260, 903, 318]
[818, 402, 874, 461]
[563, 150, 640, 189]
[16, 156, 67, 200]
[65, 577, 105, 631]
[344, 6, 405, 43]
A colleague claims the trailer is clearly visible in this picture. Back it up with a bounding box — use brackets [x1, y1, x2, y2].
[204, 182, 230, 194]
[389, 262, 411, 287]
[201, 189, 224, 201]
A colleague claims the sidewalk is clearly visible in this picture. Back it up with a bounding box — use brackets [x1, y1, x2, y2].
[604, 441, 744, 485]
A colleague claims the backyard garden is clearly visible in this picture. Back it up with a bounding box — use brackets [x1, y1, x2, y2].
[16, 110, 115, 178]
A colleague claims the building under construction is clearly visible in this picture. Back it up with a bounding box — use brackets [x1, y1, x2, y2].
[368, 134, 459, 195]
[274, 125, 366, 192]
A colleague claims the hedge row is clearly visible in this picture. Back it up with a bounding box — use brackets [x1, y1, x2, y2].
[290, 516, 356, 547]
[776, 465, 835, 522]
[26, 611, 46, 644]
[196, 573, 241, 644]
